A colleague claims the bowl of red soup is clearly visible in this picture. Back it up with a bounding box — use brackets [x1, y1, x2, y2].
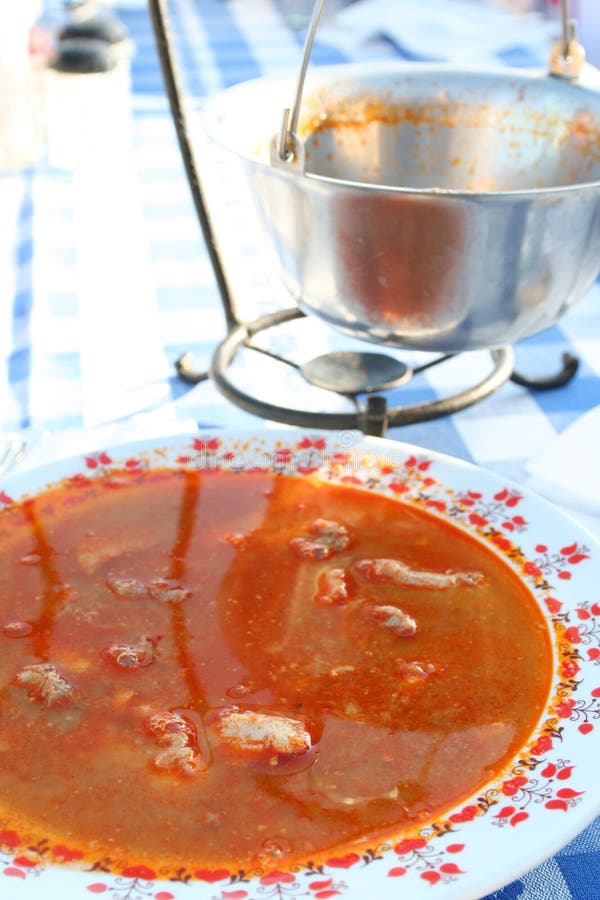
[0, 430, 598, 900]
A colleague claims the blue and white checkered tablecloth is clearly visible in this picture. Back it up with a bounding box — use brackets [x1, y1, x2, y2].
[1, 1, 599, 897]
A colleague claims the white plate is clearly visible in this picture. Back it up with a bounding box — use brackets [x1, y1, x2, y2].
[0, 429, 599, 900]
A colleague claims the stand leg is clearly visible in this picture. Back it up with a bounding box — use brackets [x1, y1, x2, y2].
[510, 353, 579, 390]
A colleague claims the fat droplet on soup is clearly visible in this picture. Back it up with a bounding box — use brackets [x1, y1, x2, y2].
[102, 635, 157, 669]
[3, 621, 33, 638]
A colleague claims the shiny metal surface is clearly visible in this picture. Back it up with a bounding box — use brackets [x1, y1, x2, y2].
[300, 351, 411, 393]
[203, 61, 600, 351]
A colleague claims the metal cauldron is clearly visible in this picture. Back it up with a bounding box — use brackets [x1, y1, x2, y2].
[202, 1, 600, 352]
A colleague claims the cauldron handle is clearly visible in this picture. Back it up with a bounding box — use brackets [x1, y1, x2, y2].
[275, 0, 328, 163]
[276, 0, 585, 165]
[549, 0, 585, 80]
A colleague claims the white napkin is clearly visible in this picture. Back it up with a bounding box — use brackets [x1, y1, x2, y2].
[321, 0, 558, 66]
[3, 411, 200, 478]
[526, 405, 600, 540]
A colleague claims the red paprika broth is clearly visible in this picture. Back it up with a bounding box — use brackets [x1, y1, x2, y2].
[0, 468, 552, 874]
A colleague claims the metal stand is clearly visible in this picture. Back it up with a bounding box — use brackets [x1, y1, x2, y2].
[148, 0, 580, 438]
[208, 308, 516, 436]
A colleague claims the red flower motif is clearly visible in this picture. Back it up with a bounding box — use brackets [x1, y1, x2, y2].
[426, 499, 446, 512]
[493, 489, 521, 507]
[510, 811, 529, 826]
[468, 513, 488, 527]
[0, 830, 21, 848]
[541, 763, 557, 778]
[440, 863, 465, 874]
[194, 869, 230, 884]
[389, 481, 409, 494]
[260, 871, 296, 885]
[560, 542, 578, 556]
[531, 734, 553, 755]
[501, 775, 528, 797]
[52, 845, 84, 862]
[561, 659, 581, 679]
[12, 856, 36, 868]
[325, 853, 360, 869]
[155, 893, 176, 900]
[449, 805, 478, 823]
[545, 799, 569, 811]
[591, 603, 600, 616]
[523, 561, 542, 577]
[545, 597, 562, 614]
[3, 869, 26, 879]
[84, 456, 99, 469]
[568, 553, 589, 565]
[97, 451, 112, 465]
[0, 490, 13, 505]
[70, 473, 92, 487]
[420, 871, 441, 885]
[85, 885, 107, 894]
[121, 865, 156, 881]
[564, 626, 581, 644]
[556, 787, 583, 798]
[309, 879, 334, 891]
[579, 723, 594, 735]
[394, 838, 427, 855]
[535, 544, 548, 553]
[556, 698, 576, 718]
[589, 649, 600, 660]
[558, 571, 572, 581]
[504, 495, 522, 507]
[494, 806, 516, 819]
[557, 766, 575, 781]
[446, 844, 465, 853]
[340, 475, 363, 485]
[388, 867, 407, 877]
[193, 437, 220, 452]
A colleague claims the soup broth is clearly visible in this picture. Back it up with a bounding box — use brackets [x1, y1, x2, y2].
[0, 468, 552, 875]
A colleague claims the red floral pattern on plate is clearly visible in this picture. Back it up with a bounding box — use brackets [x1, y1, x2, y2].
[0, 431, 598, 900]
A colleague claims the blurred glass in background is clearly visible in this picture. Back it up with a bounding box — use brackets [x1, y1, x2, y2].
[0, 0, 47, 171]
